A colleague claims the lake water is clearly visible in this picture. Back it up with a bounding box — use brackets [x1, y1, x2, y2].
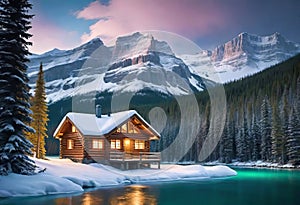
[1, 168, 299, 205]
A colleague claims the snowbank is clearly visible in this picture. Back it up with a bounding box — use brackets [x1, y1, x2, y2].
[0, 158, 237, 197]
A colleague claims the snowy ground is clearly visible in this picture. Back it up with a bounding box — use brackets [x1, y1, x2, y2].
[0, 158, 236, 198]
[204, 160, 300, 169]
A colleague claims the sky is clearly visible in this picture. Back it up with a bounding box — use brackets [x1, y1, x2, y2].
[29, 0, 300, 54]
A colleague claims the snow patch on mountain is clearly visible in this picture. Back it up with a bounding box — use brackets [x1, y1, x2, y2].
[27, 32, 300, 103]
[28, 32, 206, 103]
[181, 32, 300, 83]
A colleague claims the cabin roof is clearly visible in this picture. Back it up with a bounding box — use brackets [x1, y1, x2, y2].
[53, 110, 161, 138]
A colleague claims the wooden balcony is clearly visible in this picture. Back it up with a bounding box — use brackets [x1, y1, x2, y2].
[109, 151, 161, 170]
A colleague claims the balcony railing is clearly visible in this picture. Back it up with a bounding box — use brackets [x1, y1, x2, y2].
[110, 151, 161, 162]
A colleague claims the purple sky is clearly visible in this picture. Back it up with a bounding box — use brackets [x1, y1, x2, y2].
[29, 0, 300, 54]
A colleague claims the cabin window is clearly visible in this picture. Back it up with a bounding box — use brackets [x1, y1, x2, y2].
[134, 140, 145, 150]
[71, 125, 76, 133]
[116, 123, 127, 133]
[92, 139, 103, 149]
[67, 139, 74, 149]
[111, 139, 121, 149]
[128, 122, 137, 133]
[121, 123, 127, 133]
[116, 121, 140, 133]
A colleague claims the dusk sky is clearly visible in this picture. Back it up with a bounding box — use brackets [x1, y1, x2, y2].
[29, 0, 300, 54]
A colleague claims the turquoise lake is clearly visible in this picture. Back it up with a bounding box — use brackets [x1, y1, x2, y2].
[1, 168, 299, 205]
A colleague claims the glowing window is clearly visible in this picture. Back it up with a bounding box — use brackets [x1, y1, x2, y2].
[117, 127, 121, 133]
[134, 140, 145, 150]
[71, 125, 76, 133]
[121, 123, 127, 133]
[67, 139, 74, 149]
[92, 139, 103, 149]
[111, 139, 121, 149]
[128, 122, 135, 133]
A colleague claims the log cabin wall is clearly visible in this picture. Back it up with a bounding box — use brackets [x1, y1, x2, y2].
[83, 137, 106, 162]
[59, 120, 84, 161]
[107, 133, 150, 154]
[60, 133, 84, 161]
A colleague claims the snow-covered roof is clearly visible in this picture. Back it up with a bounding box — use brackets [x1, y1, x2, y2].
[54, 110, 160, 137]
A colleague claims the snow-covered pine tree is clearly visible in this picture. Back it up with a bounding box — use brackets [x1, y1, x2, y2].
[27, 63, 48, 159]
[222, 115, 234, 163]
[260, 96, 272, 161]
[0, 0, 35, 175]
[280, 86, 289, 164]
[236, 111, 247, 162]
[243, 110, 252, 161]
[271, 103, 284, 163]
[287, 107, 300, 165]
[251, 115, 261, 161]
[287, 77, 300, 165]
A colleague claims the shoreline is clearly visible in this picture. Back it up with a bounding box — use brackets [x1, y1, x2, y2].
[202, 161, 300, 170]
[0, 158, 236, 198]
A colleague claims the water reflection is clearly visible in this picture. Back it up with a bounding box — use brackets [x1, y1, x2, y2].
[53, 185, 157, 205]
[110, 185, 157, 205]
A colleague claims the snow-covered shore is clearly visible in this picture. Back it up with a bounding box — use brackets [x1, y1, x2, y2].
[204, 160, 300, 169]
[0, 158, 237, 198]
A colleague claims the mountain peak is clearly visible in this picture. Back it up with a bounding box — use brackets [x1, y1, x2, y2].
[82, 38, 104, 47]
[42, 48, 64, 56]
[112, 32, 174, 61]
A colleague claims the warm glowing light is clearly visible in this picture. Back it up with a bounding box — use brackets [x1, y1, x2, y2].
[110, 185, 156, 205]
[111, 139, 121, 149]
[124, 138, 130, 147]
[134, 140, 145, 149]
[67, 139, 74, 149]
[71, 125, 76, 132]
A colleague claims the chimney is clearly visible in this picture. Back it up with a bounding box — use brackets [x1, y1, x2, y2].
[95, 105, 102, 118]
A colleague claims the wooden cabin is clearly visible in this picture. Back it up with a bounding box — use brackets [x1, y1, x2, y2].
[54, 109, 161, 169]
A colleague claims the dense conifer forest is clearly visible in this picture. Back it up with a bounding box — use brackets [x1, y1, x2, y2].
[46, 54, 300, 165]
[138, 53, 300, 165]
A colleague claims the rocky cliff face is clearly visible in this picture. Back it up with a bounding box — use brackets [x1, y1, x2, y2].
[211, 32, 299, 68]
[180, 32, 300, 82]
[28, 32, 207, 104]
[27, 32, 300, 102]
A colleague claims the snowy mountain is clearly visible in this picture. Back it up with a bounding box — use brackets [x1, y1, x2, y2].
[27, 32, 300, 104]
[28, 32, 207, 104]
[180, 32, 300, 83]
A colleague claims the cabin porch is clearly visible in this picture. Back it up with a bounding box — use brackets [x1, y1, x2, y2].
[109, 151, 161, 170]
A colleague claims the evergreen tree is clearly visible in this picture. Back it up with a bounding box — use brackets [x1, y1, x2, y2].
[260, 96, 272, 161]
[287, 77, 300, 165]
[235, 111, 247, 162]
[222, 116, 234, 163]
[0, 0, 35, 175]
[287, 107, 300, 165]
[281, 86, 289, 163]
[243, 111, 252, 161]
[27, 63, 48, 159]
[251, 115, 261, 161]
[271, 103, 284, 163]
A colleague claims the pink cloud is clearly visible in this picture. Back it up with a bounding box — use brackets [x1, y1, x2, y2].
[30, 15, 80, 54]
[76, 0, 230, 44]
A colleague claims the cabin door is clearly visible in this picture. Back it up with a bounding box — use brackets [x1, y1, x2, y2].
[123, 138, 131, 152]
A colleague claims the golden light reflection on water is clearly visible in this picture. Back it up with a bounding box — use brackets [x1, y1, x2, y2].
[54, 185, 157, 205]
[110, 185, 157, 205]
